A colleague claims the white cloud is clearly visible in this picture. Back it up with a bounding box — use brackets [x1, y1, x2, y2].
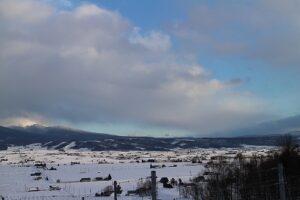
[0, 0, 271, 135]
[129, 27, 171, 52]
[187, 65, 206, 77]
[0, 115, 47, 127]
[74, 4, 107, 18]
[0, 0, 53, 23]
[171, 0, 300, 67]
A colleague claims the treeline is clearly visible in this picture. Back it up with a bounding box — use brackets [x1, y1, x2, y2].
[188, 134, 300, 200]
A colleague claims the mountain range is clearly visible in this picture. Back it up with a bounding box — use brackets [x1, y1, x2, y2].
[1, 124, 299, 151]
[220, 114, 300, 136]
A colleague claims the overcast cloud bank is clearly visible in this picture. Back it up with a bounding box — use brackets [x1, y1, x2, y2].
[0, 0, 290, 136]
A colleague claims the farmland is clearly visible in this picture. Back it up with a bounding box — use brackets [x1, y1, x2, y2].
[0, 145, 274, 200]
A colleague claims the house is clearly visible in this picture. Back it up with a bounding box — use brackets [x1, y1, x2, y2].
[35, 163, 46, 168]
[30, 172, 42, 176]
[71, 161, 80, 165]
[80, 178, 91, 182]
[28, 187, 40, 192]
[126, 190, 137, 196]
[49, 185, 61, 191]
[48, 166, 57, 170]
[93, 177, 103, 181]
[34, 176, 42, 181]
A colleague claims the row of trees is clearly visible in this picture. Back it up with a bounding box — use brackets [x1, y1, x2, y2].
[187, 134, 300, 200]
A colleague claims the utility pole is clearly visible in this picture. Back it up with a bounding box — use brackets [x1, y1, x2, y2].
[113, 180, 117, 200]
[194, 183, 199, 200]
[151, 171, 157, 200]
[216, 173, 220, 200]
[278, 163, 286, 200]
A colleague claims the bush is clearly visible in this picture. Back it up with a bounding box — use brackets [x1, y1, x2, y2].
[159, 177, 169, 184]
[136, 178, 152, 197]
[95, 185, 114, 197]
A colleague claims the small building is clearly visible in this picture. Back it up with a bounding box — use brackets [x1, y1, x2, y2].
[49, 185, 61, 191]
[28, 187, 40, 192]
[93, 177, 103, 181]
[80, 178, 91, 182]
[30, 172, 42, 176]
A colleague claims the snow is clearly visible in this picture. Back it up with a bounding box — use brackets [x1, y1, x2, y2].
[0, 145, 277, 200]
[63, 142, 77, 150]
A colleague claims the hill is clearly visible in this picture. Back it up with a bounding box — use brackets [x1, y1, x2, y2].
[1, 125, 299, 151]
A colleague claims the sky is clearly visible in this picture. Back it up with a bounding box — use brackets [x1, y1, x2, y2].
[0, 0, 299, 137]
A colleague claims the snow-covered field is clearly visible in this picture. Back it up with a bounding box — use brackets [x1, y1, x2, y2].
[0, 145, 275, 200]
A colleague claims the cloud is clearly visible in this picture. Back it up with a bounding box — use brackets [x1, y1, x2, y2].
[0, 0, 53, 23]
[171, 0, 300, 67]
[0, 0, 272, 136]
[220, 114, 300, 136]
[187, 65, 207, 77]
[0, 115, 47, 127]
[129, 27, 171, 52]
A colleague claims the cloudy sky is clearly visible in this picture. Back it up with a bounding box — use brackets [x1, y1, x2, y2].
[0, 0, 299, 137]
